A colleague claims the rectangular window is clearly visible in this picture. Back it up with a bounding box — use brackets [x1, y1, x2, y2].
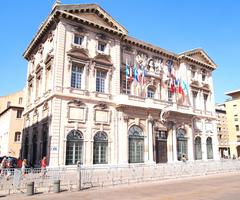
[191, 70, 196, 79]
[96, 70, 107, 93]
[234, 115, 238, 121]
[18, 97, 23, 105]
[98, 42, 106, 52]
[14, 132, 21, 142]
[45, 67, 51, 92]
[16, 109, 22, 118]
[74, 35, 83, 45]
[147, 87, 155, 98]
[192, 91, 198, 109]
[203, 94, 208, 112]
[71, 64, 83, 89]
[7, 101, 11, 108]
[236, 125, 239, 132]
[237, 135, 240, 142]
[202, 70, 206, 82]
[35, 77, 41, 98]
[121, 74, 131, 94]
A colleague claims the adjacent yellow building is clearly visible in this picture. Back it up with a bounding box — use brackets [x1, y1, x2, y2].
[215, 104, 230, 158]
[0, 91, 24, 157]
[225, 90, 240, 158]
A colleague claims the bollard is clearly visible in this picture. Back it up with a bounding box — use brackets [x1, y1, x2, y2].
[53, 180, 60, 193]
[26, 182, 34, 196]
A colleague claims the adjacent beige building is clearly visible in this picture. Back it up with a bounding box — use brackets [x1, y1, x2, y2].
[22, 2, 219, 167]
[225, 90, 240, 158]
[0, 91, 24, 157]
[215, 104, 230, 158]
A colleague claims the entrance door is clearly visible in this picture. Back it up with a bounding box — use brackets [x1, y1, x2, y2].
[237, 146, 240, 157]
[155, 130, 168, 163]
[156, 139, 167, 163]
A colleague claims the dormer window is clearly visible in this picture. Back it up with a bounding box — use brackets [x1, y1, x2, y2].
[74, 34, 83, 46]
[98, 41, 106, 52]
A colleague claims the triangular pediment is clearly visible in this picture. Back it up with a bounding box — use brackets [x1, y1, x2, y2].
[58, 4, 128, 35]
[94, 54, 112, 66]
[180, 49, 216, 68]
[67, 47, 90, 60]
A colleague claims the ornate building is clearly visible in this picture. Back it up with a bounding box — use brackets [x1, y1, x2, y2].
[22, 2, 219, 167]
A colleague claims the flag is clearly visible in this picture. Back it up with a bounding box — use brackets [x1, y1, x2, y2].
[170, 78, 175, 93]
[138, 68, 142, 84]
[134, 64, 138, 82]
[178, 82, 183, 95]
[129, 65, 133, 81]
[142, 69, 147, 85]
[182, 80, 188, 96]
[167, 60, 173, 75]
[126, 60, 129, 79]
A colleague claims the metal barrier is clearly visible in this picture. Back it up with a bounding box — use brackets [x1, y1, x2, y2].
[0, 160, 240, 196]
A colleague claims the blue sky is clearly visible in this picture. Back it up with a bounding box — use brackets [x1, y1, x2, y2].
[0, 0, 239, 103]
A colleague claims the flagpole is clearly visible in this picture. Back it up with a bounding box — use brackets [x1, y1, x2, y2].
[125, 58, 127, 94]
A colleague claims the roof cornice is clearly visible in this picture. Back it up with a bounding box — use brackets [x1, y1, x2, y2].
[23, 7, 127, 60]
[178, 55, 216, 70]
[123, 35, 178, 60]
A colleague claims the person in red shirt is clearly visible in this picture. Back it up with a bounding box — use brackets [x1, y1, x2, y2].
[41, 156, 47, 177]
[17, 158, 22, 168]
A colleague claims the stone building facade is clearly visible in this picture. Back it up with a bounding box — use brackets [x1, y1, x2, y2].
[215, 104, 230, 158]
[22, 2, 219, 167]
[225, 90, 240, 158]
[0, 91, 24, 157]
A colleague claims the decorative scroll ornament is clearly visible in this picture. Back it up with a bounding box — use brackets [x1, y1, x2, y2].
[159, 105, 171, 124]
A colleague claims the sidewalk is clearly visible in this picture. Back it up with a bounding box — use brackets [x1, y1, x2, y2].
[3, 172, 240, 200]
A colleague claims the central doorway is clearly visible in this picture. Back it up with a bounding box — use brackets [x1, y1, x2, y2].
[155, 130, 168, 163]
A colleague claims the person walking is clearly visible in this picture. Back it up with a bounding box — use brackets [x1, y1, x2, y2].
[17, 157, 22, 168]
[0, 157, 7, 176]
[41, 156, 47, 177]
[21, 159, 27, 176]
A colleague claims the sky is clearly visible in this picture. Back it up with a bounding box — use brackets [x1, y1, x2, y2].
[0, 0, 239, 103]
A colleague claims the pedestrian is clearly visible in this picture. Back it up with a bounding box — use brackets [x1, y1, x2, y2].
[182, 154, 187, 163]
[17, 158, 22, 168]
[21, 159, 27, 176]
[6, 158, 13, 180]
[0, 157, 7, 175]
[41, 156, 47, 177]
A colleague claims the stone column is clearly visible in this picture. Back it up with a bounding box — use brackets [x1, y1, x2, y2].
[172, 124, 178, 162]
[118, 112, 128, 164]
[201, 119, 207, 160]
[186, 125, 194, 161]
[212, 120, 220, 160]
[147, 115, 154, 163]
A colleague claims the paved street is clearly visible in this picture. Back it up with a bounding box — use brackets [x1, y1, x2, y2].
[2, 172, 240, 200]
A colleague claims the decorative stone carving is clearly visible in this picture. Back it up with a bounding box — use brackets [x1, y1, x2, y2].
[123, 114, 129, 122]
[96, 33, 107, 40]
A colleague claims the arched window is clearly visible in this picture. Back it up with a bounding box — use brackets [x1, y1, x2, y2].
[93, 131, 108, 164]
[177, 128, 188, 161]
[195, 136, 202, 160]
[206, 137, 213, 159]
[66, 130, 84, 165]
[147, 86, 155, 99]
[128, 125, 144, 163]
